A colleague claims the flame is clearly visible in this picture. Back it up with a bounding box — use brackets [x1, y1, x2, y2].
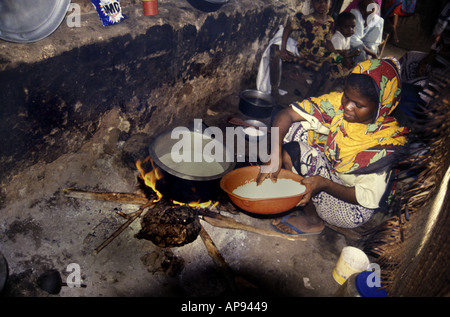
[172, 200, 219, 209]
[136, 156, 163, 203]
[136, 156, 219, 209]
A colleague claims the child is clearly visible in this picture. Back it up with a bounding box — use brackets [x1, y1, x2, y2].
[279, 0, 335, 72]
[256, 0, 335, 95]
[331, 12, 361, 70]
[350, 0, 384, 63]
[306, 12, 360, 97]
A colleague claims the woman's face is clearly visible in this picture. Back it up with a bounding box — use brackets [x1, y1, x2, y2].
[342, 84, 378, 124]
[312, 0, 331, 15]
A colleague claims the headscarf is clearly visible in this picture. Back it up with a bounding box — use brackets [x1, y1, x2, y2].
[294, 58, 409, 174]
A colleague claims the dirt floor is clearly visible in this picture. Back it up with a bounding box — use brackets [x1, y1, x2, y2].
[0, 14, 432, 300]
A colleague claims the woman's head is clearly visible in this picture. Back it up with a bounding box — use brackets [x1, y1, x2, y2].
[344, 58, 401, 126]
[342, 74, 379, 124]
[312, 0, 331, 15]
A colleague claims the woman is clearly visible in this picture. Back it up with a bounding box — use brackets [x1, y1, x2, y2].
[257, 58, 409, 234]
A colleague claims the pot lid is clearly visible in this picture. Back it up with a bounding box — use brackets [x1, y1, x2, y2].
[0, 0, 71, 43]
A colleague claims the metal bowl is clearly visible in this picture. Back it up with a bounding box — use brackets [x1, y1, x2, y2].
[220, 166, 311, 215]
[0, 0, 71, 43]
[239, 119, 268, 143]
[239, 89, 275, 119]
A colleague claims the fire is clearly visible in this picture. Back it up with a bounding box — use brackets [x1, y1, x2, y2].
[136, 156, 164, 203]
[136, 156, 219, 209]
[172, 200, 219, 209]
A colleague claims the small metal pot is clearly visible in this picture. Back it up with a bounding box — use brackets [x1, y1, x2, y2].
[239, 89, 275, 119]
[148, 128, 235, 203]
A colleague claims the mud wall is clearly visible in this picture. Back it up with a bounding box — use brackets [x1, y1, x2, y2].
[0, 0, 305, 184]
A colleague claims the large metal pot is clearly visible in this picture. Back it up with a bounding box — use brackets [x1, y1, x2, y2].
[239, 89, 275, 119]
[148, 127, 235, 203]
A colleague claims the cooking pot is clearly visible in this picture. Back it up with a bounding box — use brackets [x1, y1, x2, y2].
[148, 127, 235, 203]
[186, 0, 229, 12]
[239, 89, 275, 119]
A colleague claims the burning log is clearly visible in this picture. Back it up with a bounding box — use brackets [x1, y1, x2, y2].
[135, 200, 202, 248]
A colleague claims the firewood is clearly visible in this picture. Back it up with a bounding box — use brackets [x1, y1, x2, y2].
[63, 188, 149, 205]
[93, 201, 156, 254]
[198, 226, 257, 292]
[201, 212, 307, 241]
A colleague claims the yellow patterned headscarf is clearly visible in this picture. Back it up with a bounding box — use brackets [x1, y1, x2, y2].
[296, 59, 409, 174]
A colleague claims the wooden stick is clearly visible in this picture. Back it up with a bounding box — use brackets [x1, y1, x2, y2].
[198, 225, 256, 291]
[199, 226, 232, 274]
[63, 188, 149, 206]
[93, 201, 156, 254]
[201, 212, 307, 241]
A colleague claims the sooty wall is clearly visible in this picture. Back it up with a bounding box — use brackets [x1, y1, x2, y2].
[0, 0, 291, 185]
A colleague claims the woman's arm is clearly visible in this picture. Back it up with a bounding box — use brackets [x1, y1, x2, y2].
[256, 106, 306, 184]
[298, 176, 358, 207]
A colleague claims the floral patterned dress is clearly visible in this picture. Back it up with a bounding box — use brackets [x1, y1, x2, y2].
[290, 13, 335, 71]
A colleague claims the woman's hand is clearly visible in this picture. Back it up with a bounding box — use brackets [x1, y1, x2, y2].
[297, 175, 329, 206]
[299, 175, 359, 206]
[256, 154, 283, 185]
